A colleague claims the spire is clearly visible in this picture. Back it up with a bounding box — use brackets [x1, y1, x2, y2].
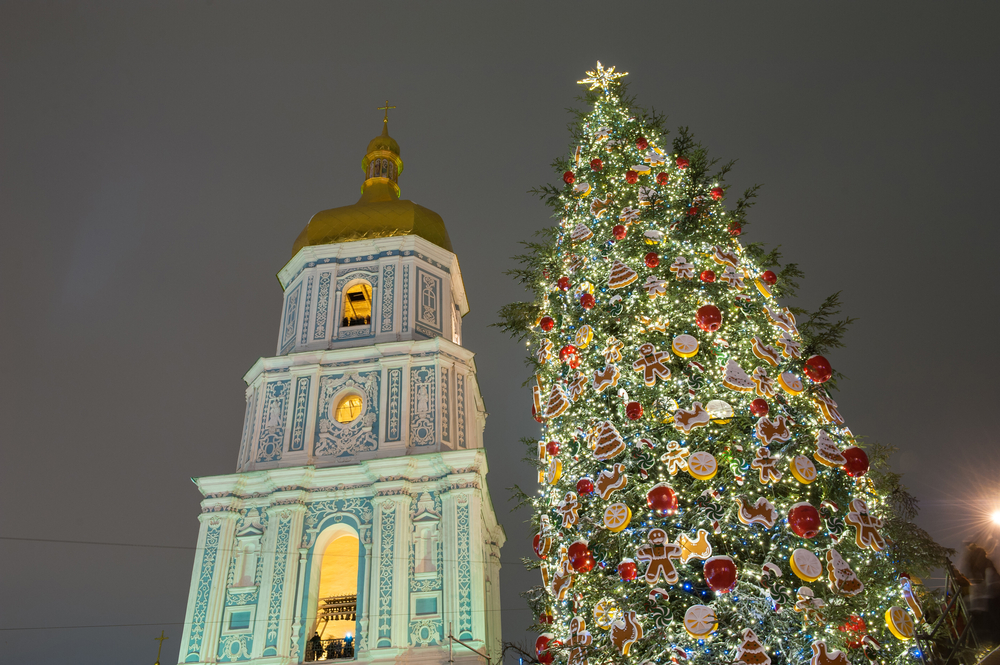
[361, 101, 403, 200]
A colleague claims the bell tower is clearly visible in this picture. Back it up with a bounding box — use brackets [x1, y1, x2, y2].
[177, 114, 505, 665]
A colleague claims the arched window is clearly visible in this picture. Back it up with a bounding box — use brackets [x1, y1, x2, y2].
[308, 531, 360, 661]
[334, 394, 363, 423]
[341, 283, 372, 328]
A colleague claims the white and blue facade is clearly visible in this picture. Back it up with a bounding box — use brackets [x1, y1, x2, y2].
[178, 233, 505, 665]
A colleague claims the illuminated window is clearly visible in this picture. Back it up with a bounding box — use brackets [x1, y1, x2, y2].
[341, 283, 372, 327]
[335, 394, 363, 423]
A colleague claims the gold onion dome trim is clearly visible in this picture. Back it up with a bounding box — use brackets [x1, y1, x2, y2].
[291, 102, 453, 256]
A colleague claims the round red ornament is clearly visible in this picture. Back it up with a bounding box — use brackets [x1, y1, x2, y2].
[539, 316, 555, 332]
[536, 635, 554, 664]
[618, 558, 638, 581]
[636, 136, 648, 150]
[580, 293, 595, 309]
[750, 398, 769, 417]
[704, 555, 738, 592]
[626, 401, 643, 420]
[676, 156, 690, 169]
[788, 502, 822, 539]
[557, 276, 570, 291]
[687, 206, 699, 217]
[576, 477, 595, 495]
[710, 186, 724, 201]
[841, 447, 869, 477]
[546, 441, 560, 456]
[647, 483, 678, 516]
[568, 540, 594, 573]
[645, 252, 660, 268]
[562, 171, 575, 184]
[613, 224, 627, 240]
[804, 355, 833, 384]
[590, 158, 603, 171]
[839, 615, 867, 649]
[696, 304, 723, 332]
[625, 170, 638, 184]
[656, 172, 669, 185]
[760, 270, 777, 285]
[728, 222, 742, 236]
[700, 270, 716, 283]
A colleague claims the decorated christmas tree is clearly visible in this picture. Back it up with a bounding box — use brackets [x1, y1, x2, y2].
[501, 63, 950, 665]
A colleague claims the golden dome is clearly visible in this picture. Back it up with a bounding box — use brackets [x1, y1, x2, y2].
[292, 117, 453, 256]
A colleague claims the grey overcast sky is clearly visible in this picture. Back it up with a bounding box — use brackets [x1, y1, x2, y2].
[2, 2, 999, 663]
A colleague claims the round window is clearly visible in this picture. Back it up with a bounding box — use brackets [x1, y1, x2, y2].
[334, 394, 364, 423]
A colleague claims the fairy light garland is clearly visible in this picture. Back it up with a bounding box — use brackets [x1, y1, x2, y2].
[511, 65, 927, 665]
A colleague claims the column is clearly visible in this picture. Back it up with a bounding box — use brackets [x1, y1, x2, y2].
[179, 510, 238, 663]
[255, 504, 306, 659]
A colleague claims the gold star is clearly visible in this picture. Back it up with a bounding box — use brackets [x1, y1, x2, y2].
[578, 61, 628, 92]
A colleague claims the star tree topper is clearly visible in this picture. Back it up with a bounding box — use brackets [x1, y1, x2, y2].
[578, 61, 628, 92]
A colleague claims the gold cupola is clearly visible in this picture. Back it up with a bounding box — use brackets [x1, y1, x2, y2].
[291, 111, 453, 256]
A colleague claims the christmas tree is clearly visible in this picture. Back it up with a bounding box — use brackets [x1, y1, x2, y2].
[501, 63, 950, 665]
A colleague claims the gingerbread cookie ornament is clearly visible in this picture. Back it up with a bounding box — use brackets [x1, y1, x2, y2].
[633, 343, 672, 386]
[636, 528, 682, 585]
[589, 421, 627, 461]
[593, 365, 621, 393]
[826, 549, 864, 596]
[673, 402, 711, 433]
[608, 260, 638, 289]
[557, 492, 580, 528]
[736, 496, 779, 528]
[751, 447, 783, 484]
[683, 605, 717, 638]
[810, 641, 850, 665]
[595, 463, 627, 500]
[677, 529, 713, 563]
[608, 611, 643, 656]
[566, 616, 592, 665]
[814, 431, 847, 467]
[845, 499, 886, 551]
[735, 628, 771, 665]
[661, 441, 691, 475]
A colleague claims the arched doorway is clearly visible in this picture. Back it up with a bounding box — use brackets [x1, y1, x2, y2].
[305, 525, 361, 661]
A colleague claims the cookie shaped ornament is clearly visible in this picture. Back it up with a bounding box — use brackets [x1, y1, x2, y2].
[595, 464, 628, 500]
[809, 641, 850, 665]
[845, 498, 886, 551]
[673, 402, 711, 433]
[826, 549, 864, 596]
[735, 628, 771, 665]
[608, 611, 643, 656]
[790, 455, 818, 484]
[885, 606, 915, 640]
[672, 334, 699, 358]
[778, 371, 805, 395]
[814, 431, 846, 467]
[603, 502, 632, 533]
[723, 359, 755, 392]
[687, 451, 718, 480]
[589, 421, 626, 461]
[790, 548, 823, 582]
[593, 598, 622, 629]
[633, 343, 672, 386]
[705, 399, 733, 423]
[636, 528, 682, 585]
[608, 260, 638, 289]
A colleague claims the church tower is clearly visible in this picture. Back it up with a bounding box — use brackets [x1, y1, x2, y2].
[178, 113, 506, 665]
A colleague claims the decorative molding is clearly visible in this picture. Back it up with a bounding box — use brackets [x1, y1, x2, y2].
[376, 502, 395, 647]
[288, 377, 310, 453]
[381, 263, 395, 332]
[280, 281, 302, 353]
[409, 366, 436, 447]
[401, 265, 409, 333]
[456, 496, 473, 640]
[185, 521, 222, 661]
[299, 276, 314, 346]
[315, 371, 381, 458]
[263, 513, 292, 654]
[415, 268, 442, 335]
[313, 272, 332, 340]
[440, 367, 450, 443]
[255, 380, 290, 463]
[456, 374, 467, 449]
[336, 269, 379, 293]
[386, 368, 402, 442]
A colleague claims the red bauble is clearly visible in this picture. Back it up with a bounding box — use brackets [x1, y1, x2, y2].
[557, 276, 570, 291]
[804, 355, 833, 384]
[704, 556, 738, 592]
[636, 136, 649, 150]
[625, 170, 638, 184]
[562, 171, 575, 184]
[687, 206, 699, 216]
[580, 293, 596, 309]
[645, 252, 660, 268]
[728, 222, 742, 236]
[788, 502, 822, 539]
[750, 398, 769, 417]
[576, 477, 595, 495]
[532, 534, 549, 559]
[839, 615, 867, 649]
[676, 156, 690, 169]
[626, 401, 643, 420]
[559, 345, 578, 363]
[568, 355, 581, 369]
[568, 540, 594, 573]
[696, 304, 723, 332]
[590, 158, 603, 171]
[546, 441, 560, 456]
[710, 186, 724, 201]
[700, 270, 716, 283]
[618, 558, 638, 581]
[656, 172, 669, 185]
[760, 270, 777, 285]
[841, 447, 869, 477]
[613, 224, 627, 240]
[539, 316, 555, 332]
[536, 635, 555, 664]
[646, 483, 678, 516]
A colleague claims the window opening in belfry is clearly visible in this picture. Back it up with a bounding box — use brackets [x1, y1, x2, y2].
[308, 534, 359, 662]
[334, 394, 363, 424]
[341, 283, 372, 327]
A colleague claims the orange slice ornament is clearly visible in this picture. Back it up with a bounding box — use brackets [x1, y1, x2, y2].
[593, 598, 622, 630]
[790, 548, 823, 582]
[790, 455, 818, 484]
[687, 451, 718, 480]
[604, 502, 632, 532]
[671, 334, 699, 358]
[885, 606, 915, 640]
[683, 605, 718, 637]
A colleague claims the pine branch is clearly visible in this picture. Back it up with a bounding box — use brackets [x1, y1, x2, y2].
[798, 292, 857, 356]
[494, 302, 540, 342]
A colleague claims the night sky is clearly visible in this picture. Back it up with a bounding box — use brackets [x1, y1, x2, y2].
[2, 3, 999, 663]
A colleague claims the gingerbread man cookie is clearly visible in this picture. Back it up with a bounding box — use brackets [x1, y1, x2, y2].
[845, 499, 885, 551]
[752, 366, 776, 398]
[721, 265, 745, 289]
[751, 447, 783, 484]
[568, 372, 588, 402]
[567, 616, 592, 665]
[670, 257, 695, 280]
[636, 528, 682, 585]
[557, 492, 580, 528]
[632, 343, 672, 386]
[602, 337, 624, 363]
[643, 275, 668, 298]
[536, 339, 554, 364]
[660, 441, 691, 475]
